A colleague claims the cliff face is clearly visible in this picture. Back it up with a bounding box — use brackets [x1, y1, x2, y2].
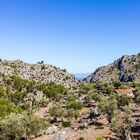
[0, 60, 77, 88]
[84, 53, 140, 83]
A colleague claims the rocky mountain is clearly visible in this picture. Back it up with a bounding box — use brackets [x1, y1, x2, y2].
[84, 53, 140, 83]
[0, 60, 77, 88]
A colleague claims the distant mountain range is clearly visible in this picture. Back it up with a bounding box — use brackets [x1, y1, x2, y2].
[74, 73, 91, 80]
[84, 53, 140, 83]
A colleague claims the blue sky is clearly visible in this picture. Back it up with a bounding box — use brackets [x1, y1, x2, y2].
[0, 0, 140, 73]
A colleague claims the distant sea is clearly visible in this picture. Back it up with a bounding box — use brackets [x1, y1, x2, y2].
[74, 73, 90, 81]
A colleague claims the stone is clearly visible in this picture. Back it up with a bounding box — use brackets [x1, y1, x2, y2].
[50, 132, 65, 140]
[46, 126, 58, 135]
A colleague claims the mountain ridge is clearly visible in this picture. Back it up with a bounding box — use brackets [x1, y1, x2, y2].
[84, 53, 140, 83]
[0, 59, 77, 88]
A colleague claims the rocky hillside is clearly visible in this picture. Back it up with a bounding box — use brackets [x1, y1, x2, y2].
[84, 53, 140, 83]
[0, 60, 77, 88]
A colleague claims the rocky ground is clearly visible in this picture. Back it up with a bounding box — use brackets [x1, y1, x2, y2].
[33, 126, 112, 140]
[33, 102, 140, 140]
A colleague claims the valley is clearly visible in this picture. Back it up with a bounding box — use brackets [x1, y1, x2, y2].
[0, 53, 140, 140]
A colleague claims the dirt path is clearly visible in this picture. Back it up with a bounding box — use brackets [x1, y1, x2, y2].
[35, 102, 53, 118]
[35, 107, 48, 118]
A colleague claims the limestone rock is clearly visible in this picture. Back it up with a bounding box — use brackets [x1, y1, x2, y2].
[0, 60, 77, 88]
[84, 53, 140, 83]
[50, 132, 65, 140]
[46, 126, 58, 135]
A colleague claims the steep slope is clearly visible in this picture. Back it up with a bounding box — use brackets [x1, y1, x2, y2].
[0, 60, 77, 88]
[84, 53, 140, 83]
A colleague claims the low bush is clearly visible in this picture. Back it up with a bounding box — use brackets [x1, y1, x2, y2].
[0, 111, 48, 139]
[86, 92, 102, 102]
[48, 103, 64, 118]
[0, 98, 22, 118]
[67, 100, 83, 110]
[62, 121, 71, 128]
[96, 136, 104, 140]
[95, 126, 104, 130]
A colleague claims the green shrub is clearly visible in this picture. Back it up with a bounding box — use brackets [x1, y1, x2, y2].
[11, 91, 24, 104]
[67, 94, 77, 102]
[67, 109, 80, 119]
[79, 137, 85, 140]
[95, 126, 104, 130]
[0, 112, 27, 140]
[0, 98, 22, 118]
[96, 136, 104, 140]
[41, 65, 46, 70]
[82, 84, 94, 91]
[62, 69, 67, 73]
[111, 107, 132, 139]
[135, 63, 140, 70]
[133, 82, 140, 87]
[41, 82, 66, 100]
[112, 82, 121, 88]
[105, 85, 115, 94]
[48, 103, 64, 118]
[98, 96, 118, 123]
[136, 93, 140, 104]
[86, 92, 102, 102]
[28, 114, 48, 137]
[95, 83, 115, 94]
[0, 86, 5, 98]
[38, 99, 49, 107]
[0, 111, 48, 139]
[37, 61, 44, 64]
[67, 100, 83, 110]
[62, 121, 71, 128]
[117, 94, 131, 108]
[26, 81, 35, 92]
[11, 75, 24, 91]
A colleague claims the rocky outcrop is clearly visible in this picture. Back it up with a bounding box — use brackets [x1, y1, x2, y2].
[0, 60, 77, 88]
[84, 53, 140, 83]
[46, 126, 58, 135]
[50, 132, 65, 140]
